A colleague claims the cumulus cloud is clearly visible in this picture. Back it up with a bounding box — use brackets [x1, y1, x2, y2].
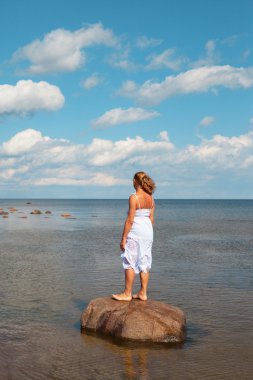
[2, 129, 51, 155]
[1, 128, 253, 195]
[199, 116, 215, 127]
[0, 128, 174, 185]
[136, 36, 162, 49]
[81, 73, 104, 89]
[12, 23, 118, 74]
[179, 132, 253, 169]
[0, 80, 64, 116]
[91, 107, 159, 129]
[87, 135, 174, 166]
[145, 48, 184, 71]
[119, 65, 253, 105]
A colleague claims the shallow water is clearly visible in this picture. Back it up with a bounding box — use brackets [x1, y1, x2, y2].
[0, 199, 253, 379]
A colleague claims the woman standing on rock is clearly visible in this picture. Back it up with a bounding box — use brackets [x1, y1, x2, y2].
[112, 171, 155, 301]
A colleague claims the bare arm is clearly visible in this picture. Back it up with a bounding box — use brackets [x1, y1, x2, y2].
[120, 195, 137, 251]
[149, 200, 155, 225]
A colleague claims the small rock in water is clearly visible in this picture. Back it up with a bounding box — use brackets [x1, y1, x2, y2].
[8, 207, 18, 212]
[0, 211, 9, 215]
[20, 216, 28, 219]
[61, 213, 72, 218]
[81, 297, 186, 343]
[26, 202, 32, 204]
[2, 215, 8, 218]
[45, 210, 52, 214]
[30, 209, 43, 214]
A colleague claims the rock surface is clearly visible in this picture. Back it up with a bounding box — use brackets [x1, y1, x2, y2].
[0, 211, 9, 215]
[61, 213, 72, 217]
[80, 297, 186, 343]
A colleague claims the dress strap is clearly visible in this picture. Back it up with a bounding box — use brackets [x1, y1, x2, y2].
[134, 193, 141, 209]
[151, 195, 154, 209]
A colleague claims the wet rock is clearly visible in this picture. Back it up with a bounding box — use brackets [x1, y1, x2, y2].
[30, 209, 43, 214]
[61, 213, 72, 218]
[8, 207, 18, 212]
[45, 210, 52, 214]
[2, 215, 8, 218]
[81, 297, 186, 343]
[0, 211, 9, 215]
[26, 202, 32, 204]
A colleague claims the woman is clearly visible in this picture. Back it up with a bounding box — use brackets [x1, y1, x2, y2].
[112, 171, 155, 301]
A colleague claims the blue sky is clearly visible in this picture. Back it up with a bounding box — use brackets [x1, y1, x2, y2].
[0, 0, 253, 198]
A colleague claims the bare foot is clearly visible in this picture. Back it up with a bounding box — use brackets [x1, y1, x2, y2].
[111, 292, 132, 301]
[132, 293, 147, 301]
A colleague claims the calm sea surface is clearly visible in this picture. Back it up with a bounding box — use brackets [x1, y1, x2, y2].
[0, 199, 252, 380]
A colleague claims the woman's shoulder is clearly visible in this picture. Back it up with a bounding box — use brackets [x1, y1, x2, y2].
[129, 193, 137, 201]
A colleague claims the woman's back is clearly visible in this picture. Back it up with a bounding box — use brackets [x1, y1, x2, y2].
[134, 192, 154, 210]
[128, 192, 154, 241]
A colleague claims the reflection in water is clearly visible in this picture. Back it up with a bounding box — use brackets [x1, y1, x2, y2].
[123, 349, 149, 380]
[81, 333, 151, 380]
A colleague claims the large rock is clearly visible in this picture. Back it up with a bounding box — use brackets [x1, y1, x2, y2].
[80, 297, 186, 343]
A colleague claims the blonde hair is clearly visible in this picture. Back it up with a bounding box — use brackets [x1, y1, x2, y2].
[134, 171, 156, 195]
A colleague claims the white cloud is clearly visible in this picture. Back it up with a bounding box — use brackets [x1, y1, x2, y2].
[87, 135, 174, 166]
[13, 23, 118, 74]
[106, 46, 139, 71]
[32, 173, 126, 186]
[0, 165, 29, 180]
[1, 128, 253, 197]
[2, 129, 51, 155]
[249, 117, 253, 124]
[109, 59, 137, 71]
[159, 131, 170, 141]
[82, 73, 104, 89]
[145, 48, 184, 71]
[136, 36, 162, 49]
[199, 116, 215, 127]
[221, 34, 240, 47]
[192, 40, 219, 68]
[91, 107, 159, 129]
[180, 132, 253, 168]
[0, 80, 64, 116]
[119, 65, 253, 105]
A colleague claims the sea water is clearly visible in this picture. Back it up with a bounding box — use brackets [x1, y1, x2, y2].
[0, 199, 252, 379]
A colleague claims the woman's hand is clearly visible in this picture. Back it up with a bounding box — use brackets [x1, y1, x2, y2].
[120, 237, 126, 252]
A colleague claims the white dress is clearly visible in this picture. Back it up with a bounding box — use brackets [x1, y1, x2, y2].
[121, 193, 153, 274]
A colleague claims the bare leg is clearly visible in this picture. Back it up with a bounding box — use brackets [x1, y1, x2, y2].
[133, 271, 149, 301]
[112, 268, 135, 301]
